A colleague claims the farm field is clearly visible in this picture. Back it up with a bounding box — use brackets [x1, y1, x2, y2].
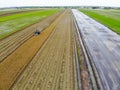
[0, 9, 59, 39]
[12, 10, 77, 90]
[0, 8, 106, 90]
[1, 7, 120, 90]
[0, 9, 64, 90]
[0, 10, 62, 62]
[80, 9, 120, 34]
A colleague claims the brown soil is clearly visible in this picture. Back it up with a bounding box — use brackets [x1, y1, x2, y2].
[12, 10, 77, 90]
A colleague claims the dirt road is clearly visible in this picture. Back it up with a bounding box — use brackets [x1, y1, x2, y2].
[12, 10, 77, 90]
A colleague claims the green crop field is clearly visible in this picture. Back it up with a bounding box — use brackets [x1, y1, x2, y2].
[79, 9, 120, 34]
[0, 9, 59, 39]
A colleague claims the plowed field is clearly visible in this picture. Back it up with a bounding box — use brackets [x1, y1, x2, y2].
[12, 10, 77, 90]
[0, 10, 64, 90]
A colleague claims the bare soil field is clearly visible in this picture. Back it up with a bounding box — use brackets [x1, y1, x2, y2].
[0, 10, 64, 90]
[12, 10, 77, 90]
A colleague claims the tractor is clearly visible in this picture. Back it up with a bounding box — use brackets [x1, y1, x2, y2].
[34, 29, 40, 35]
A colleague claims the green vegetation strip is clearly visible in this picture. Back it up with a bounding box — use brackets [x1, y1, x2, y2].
[0, 9, 59, 39]
[79, 9, 120, 34]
